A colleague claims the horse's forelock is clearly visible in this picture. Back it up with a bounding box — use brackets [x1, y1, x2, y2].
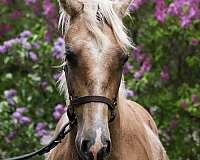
[58, 0, 133, 51]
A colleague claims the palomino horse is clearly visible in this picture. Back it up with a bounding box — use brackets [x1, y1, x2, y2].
[47, 0, 168, 160]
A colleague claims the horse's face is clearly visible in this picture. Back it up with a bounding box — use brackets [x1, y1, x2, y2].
[59, 0, 131, 159]
[65, 21, 127, 160]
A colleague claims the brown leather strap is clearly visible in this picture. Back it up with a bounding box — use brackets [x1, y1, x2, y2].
[70, 96, 116, 111]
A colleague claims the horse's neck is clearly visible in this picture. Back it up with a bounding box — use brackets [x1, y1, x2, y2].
[109, 96, 168, 160]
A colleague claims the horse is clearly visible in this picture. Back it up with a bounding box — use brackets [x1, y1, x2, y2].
[47, 0, 168, 160]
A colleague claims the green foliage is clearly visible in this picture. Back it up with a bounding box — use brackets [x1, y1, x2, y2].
[124, 2, 200, 160]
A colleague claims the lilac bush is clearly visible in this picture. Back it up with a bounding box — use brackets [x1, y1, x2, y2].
[125, 0, 200, 159]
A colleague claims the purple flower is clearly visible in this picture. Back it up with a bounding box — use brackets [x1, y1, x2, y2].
[20, 30, 32, 39]
[55, 37, 65, 46]
[16, 107, 27, 113]
[126, 89, 135, 97]
[53, 104, 65, 121]
[52, 51, 63, 59]
[4, 89, 17, 106]
[0, 23, 11, 37]
[28, 51, 38, 62]
[5, 131, 17, 143]
[53, 73, 61, 81]
[134, 71, 143, 80]
[42, 0, 57, 42]
[169, 119, 177, 129]
[180, 100, 188, 109]
[167, 0, 200, 28]
[35, 122, 49, 137]
[154, 0, 167, 23]
[4, 40, 13, 49]
[19, 116, 32, 124]
[129, 0, 146, 11]
[44, 31, 51, 42]
[4, 89, 17, 99]
[180, 16, 191, 28]
[12, 112, 22, 120]
[167, 2, 180, 16]
[132, 46, 145, 64]
[188, 7, 196, 18]
[190, 38, 199, 46]
[32, 42, 40, 49]
[7, 99, 16, 106]
[25, 0, 42, 15]
[140, 58, 151, 73]
[36, 129, 48, 137]
[53, 111, 62, 121]
[160, 66, 169, 81]
[43, 0, 56, 18]
[191, 95, 199, 104]
[9, 10, 22, 20]
[123, 62, 132, 74]
[25, 0, 37, 5]
[1, 0, 13, 5]
[40, 80, 48, 90]
[21, 40, 32, 50]
[3, 38, 20, 49]
[55, 104, 65, 113]
[0, 45, 7, 54]
[12, 107, 31, 125]
[52, 37, 65, 59]
[36, 122, 45, 131]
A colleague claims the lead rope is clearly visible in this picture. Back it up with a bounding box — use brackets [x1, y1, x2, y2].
[4, 119, 76, 160]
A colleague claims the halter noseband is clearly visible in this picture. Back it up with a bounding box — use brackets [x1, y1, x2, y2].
[64, 44, 118, 123]
[67, 96, 117, 123]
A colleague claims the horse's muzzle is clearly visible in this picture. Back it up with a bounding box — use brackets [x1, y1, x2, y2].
[79, 137, 111, 160]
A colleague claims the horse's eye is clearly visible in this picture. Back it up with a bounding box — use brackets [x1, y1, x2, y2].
[122, 54, 129, 65]
[65, 45, 76, 62]
[65, 52, 75, 61]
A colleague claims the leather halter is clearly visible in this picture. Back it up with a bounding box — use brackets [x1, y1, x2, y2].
[64, 44, 118, 123]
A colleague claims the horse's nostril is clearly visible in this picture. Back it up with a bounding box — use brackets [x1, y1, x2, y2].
[80, 140, 94, 160]
[105, 140, 111, 154]
[80, 138, 111, 160]
[81, 140, 92, 154]
[97, 140, 111, 159]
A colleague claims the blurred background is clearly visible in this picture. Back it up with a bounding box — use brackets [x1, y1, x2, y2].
[0, 0, 199, 159]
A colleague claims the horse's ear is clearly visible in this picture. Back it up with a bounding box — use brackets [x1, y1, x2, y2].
[112, 0, 133, 18]
[58, 0, 83, 16]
